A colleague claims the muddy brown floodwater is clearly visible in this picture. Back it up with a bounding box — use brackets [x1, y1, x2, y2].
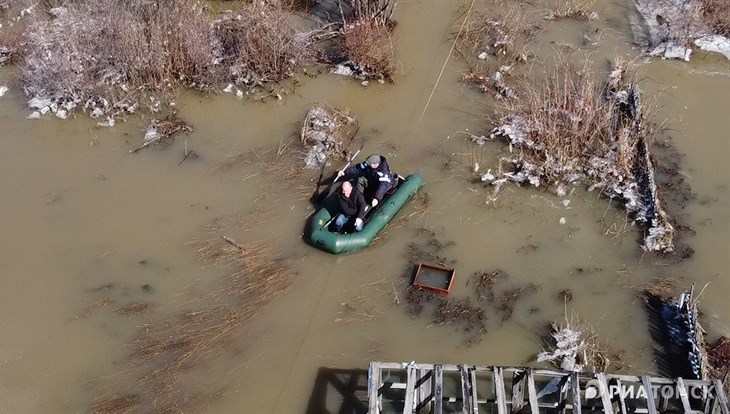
[0, 0, 728, 413]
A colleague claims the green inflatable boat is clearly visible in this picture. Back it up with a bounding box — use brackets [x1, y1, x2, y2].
[309, 173, 423, 254]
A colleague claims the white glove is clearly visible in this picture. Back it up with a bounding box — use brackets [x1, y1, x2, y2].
[355, 218, 363, 227]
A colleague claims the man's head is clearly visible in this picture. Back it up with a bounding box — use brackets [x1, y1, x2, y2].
[366, 154, 381, 169]
[341, 181, 353, 197]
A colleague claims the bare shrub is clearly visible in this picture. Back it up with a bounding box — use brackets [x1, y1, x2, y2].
[492, 58, 616, 184]
[20, 1, 217, 115]
[341, 18, 399, 81]
[18, 0, 317, 120]
[351, 0, 396, 23]
[213, 1, 317, 86]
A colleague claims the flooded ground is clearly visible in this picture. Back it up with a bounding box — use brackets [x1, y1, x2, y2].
[0, 0, 728, 413]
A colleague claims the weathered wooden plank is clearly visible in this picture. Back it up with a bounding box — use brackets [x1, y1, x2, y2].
[713, 379, 729, 414]
[641, 376, 657, 414]
[676, 377, 692, 413]
[527, 368, 540, 414]
[404, 365, 417, 414]
[434, 365, 443, 414]
[511, 370, 526, 413]
[417, 369, 433, 413]
[470, 367, 479, 414]
[570, 372, 582, 414]
[612, 379, 628, 414]
[461, 365, 476, 414]
[494, 367, 508, 414]
[369, 361, 380, 414]
[596, 373, 615, 414]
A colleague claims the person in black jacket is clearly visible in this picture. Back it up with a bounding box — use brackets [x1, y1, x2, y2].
[336, 154, 394, 207]
[333, 181, 367, 232]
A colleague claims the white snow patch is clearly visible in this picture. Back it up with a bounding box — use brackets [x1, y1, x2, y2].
[695, 35, 730, 60]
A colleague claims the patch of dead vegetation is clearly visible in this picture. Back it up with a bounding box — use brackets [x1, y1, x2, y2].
[541, 0, 598, 21]
[433, 297, 488, 342]
[130, 112, 192, 152]
[213, 137, 315, 203]
[497, 283, 538, 320]
[458, 4, 537, 64]
[700, 0, 730, 36]
[707, 336, 730, 377]
[457, 4, 537, 98]
[16, 0, 319, 120]
[470, 269, 506, 302]
[340, 18, 400, 82]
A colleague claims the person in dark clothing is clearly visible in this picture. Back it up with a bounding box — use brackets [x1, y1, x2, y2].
[333, 181, 367, 232]
[336, 154, 394, 207]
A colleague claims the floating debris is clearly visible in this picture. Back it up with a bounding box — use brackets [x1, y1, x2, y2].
[131, 113, 192, 153]
[300, 105, 358, 169]
[538, 324, 587, 372]
[538, 313, 618, 373]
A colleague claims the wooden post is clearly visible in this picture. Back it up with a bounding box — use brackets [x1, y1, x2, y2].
[677, 377, 692, 413]
[612, 379, 628, 414]
[417, 368, 433, 413]
[641, 376, 658, 414]
[494, 367, 508, 414]
[571, 372, 582, 414]
[460, 365, 476, 414]
[369, 361, 381, 414]
[512, 370, 526, 413]
[596, 373, 615, 414]
[435, 364, 443, 414]
[527, 369, 540, 414]
[713, 379, 729, 414]
[404, 365, 417, 414]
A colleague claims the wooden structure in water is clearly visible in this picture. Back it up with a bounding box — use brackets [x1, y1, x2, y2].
[368, 361, 729, 414]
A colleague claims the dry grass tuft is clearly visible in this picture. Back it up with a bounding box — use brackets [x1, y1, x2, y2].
[618, 275, 684, 302]
[542, 0, 597, 21]
[700, 0, 730, 36]
[116, 303, 153, 316]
